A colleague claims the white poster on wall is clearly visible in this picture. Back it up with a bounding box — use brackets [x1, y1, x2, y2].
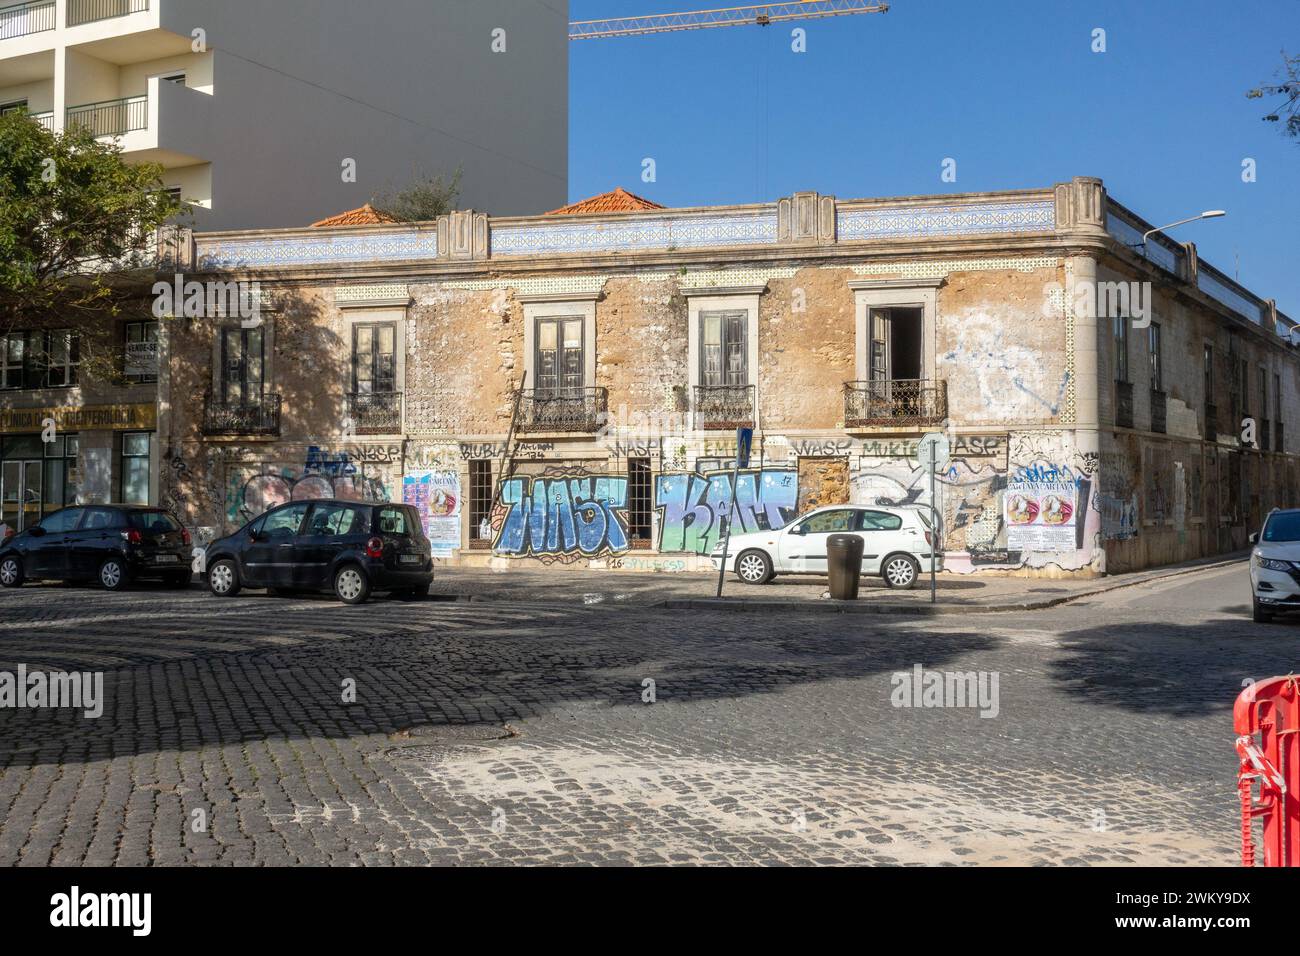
[403, 470, 462, 553]
[1004, 478, 1077, 551]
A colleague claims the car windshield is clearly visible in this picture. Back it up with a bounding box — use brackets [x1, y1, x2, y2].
[1263, 512, 1300, 542]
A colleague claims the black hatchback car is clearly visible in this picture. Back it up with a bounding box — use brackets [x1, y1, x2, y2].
[0, 505, 193, 591]
[203, 499, 433, 604]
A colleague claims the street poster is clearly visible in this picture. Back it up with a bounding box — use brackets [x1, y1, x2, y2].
[1004, 478, 1077, 551]
[403, 470, 462, 553]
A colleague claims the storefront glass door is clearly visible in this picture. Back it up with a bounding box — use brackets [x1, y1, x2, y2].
[1, 459, 42, 532]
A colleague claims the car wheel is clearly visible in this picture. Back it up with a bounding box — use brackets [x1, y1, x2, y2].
[882, 554, 920, 590]
[334, 565, 370, 605]
[0, 555, 23, 588]
[207, 559, 242, 598]
[99, 557, 130, 592]
[734, 549, 773, 585]
[165, 571, 192, 589]
[1253, 597, 1274, 624]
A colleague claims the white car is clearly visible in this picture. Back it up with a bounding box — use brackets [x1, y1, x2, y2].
[1249, 508, 1300, 622]
[712, 504, 941, 588]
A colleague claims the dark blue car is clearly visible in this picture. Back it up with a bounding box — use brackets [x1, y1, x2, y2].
[0, 505, 192, 591]
[203, 499, 433, 604]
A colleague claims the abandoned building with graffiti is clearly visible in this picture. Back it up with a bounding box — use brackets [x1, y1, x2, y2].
[118, 176, 1300, 576]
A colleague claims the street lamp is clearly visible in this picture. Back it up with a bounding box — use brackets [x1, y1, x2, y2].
[1138, 210, 1226, 251]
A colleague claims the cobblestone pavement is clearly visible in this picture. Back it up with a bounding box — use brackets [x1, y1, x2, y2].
[0, 560, 1289, 866]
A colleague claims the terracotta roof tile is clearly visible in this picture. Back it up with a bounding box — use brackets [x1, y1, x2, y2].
[546, 187, 665, 216]
[311, 203, 402, 228]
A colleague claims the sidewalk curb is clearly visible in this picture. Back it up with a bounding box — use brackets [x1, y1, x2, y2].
[653, 553, 1249, 616]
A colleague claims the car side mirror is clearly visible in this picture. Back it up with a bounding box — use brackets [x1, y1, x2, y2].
[1249, 532, 1259, 545]
[28, 527, 45, 538]
[789, 525, 803, 536]
[248, 531, 262, 543]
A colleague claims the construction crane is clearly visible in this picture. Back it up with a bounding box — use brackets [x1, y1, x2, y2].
[569, 0, 889, 40]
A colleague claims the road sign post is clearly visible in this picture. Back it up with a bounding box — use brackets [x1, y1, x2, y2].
[716, 427, 753, 598]
[914, 432, 950, 605]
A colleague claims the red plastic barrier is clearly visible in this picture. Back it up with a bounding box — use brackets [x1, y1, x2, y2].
[1235, 676, 1300, 866]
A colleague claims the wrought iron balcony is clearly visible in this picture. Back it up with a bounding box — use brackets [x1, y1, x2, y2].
[517, 387, 608, 433]
[347, 391, 402, 435]
[29, 111, 54, 131]
[1115, 380, 1134, 429]
[0, 1, 55, 39]
[1150, 389, 1166, 435]
[694, 384, 754, 430]
[66, 95, 146, 138]
[202, 392, 281, 436]
[67, 0, 148, 27]
[844, 379, 947, 428]
[1205, 403, 1217, 442]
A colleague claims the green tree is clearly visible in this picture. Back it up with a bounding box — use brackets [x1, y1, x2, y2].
[1248, 52, 1300, 142]
[0, 110, 182, 380]
[371, 165, 462, 222]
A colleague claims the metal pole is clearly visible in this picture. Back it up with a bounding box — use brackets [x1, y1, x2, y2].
[929, 442, 937, 604]
[715, 457, 743, 598]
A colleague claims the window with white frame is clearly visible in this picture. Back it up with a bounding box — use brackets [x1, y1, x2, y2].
[700, 310, 747, 387]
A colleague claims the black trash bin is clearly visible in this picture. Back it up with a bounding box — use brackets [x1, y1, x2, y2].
[826, 533, 865, 600]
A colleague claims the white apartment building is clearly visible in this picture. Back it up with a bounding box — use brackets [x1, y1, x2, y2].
[0, 0, 569, 229]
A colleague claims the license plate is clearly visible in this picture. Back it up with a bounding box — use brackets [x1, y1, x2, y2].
[399, 554, 422, 565]
[155, 555, 180, 564]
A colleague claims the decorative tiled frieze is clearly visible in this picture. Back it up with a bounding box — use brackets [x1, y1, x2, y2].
[491, 211, 779, 256]
[680, 267, 798, 290]
[850, 256, 1060, 278]
[837, 200, 1055, 240]
[437, 275, 617, 296]
[198, 230, 438, 270]
[333, 283, 411, 305]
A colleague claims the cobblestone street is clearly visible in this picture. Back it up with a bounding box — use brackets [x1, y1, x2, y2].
[0, 561, 1288, 866]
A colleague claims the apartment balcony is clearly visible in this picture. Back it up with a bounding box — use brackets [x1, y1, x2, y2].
[64, 77, 211, 165]
[67, 0, 149, 28]
[844, 379, 947, 429]
[347, 391, 402, 435]
[0, 1, 55, 39]
[516, 387, 607, 434]
[66, 93, 145, 136]
[27, 109, 53, 129]
[1115, 380, 1134, 429]
[1150, 389, 1166, 435]
[202, 393, 281, 437]
[694, 384, 754, 430]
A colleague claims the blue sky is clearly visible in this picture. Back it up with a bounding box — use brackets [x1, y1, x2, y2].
[569, 0, 1299, 315]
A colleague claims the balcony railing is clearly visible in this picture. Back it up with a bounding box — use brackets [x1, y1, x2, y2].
[844, 379, 947, 428]
[1205, 403, 1217, 442]
[694, 384, 755, 430]
[66, 95, 146, 138]
[0, 1, 55, 39]
[1150, 389, 1166, 435]
[517, 387, 607, 433]
[67, 0, 148, 27]
[347, 391, 402, 435]
[29, 110, 54, 130]
[202, 392, 282, 436]
[1115, 380, 1134, 429]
